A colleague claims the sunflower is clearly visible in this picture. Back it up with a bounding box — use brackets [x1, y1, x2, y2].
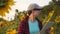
[55, 16, 60, 23]
[6, 28, 17, 34]
[0, 0, 14, 16]
[43, 10, 55, 24]
[50, 27, 55, 34]
[19, 13, 25, 21]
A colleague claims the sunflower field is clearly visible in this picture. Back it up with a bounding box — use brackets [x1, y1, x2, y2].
[0, 0, 60, 34]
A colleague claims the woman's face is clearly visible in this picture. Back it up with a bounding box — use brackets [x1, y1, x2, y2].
[32, 10, 41, 17]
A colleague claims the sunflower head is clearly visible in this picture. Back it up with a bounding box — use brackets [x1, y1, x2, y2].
[6, 28, 17, 34]
[0, 0, 14, 16]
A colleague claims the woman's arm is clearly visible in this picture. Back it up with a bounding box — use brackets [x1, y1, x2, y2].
[18, 21, 25, 34]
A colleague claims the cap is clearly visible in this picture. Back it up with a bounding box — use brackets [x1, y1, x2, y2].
[27, 3, 42, 11]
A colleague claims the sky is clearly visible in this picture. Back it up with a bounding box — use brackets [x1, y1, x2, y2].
[3, 0, 52, 21]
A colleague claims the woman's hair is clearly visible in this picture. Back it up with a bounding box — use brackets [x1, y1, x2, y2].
[25, 10, 32, 18]
[28, 10, 32, 16]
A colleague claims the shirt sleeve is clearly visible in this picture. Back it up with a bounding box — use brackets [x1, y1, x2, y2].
[18, 21, 25, 34]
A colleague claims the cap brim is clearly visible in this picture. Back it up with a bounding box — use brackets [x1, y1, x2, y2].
[33, 8, 42, 10]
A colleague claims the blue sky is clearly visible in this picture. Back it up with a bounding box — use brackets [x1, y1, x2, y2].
[3, 0, 52, 21]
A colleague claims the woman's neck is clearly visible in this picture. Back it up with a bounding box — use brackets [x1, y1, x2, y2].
[29, 14, 36, 22]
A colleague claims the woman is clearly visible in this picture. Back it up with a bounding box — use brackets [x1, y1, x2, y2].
[18, 3, 49, 34]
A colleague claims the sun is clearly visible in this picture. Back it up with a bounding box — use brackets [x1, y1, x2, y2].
[0, 0, 14, 16]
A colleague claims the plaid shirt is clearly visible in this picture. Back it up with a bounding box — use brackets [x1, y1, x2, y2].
[18, 17, 43, 34]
